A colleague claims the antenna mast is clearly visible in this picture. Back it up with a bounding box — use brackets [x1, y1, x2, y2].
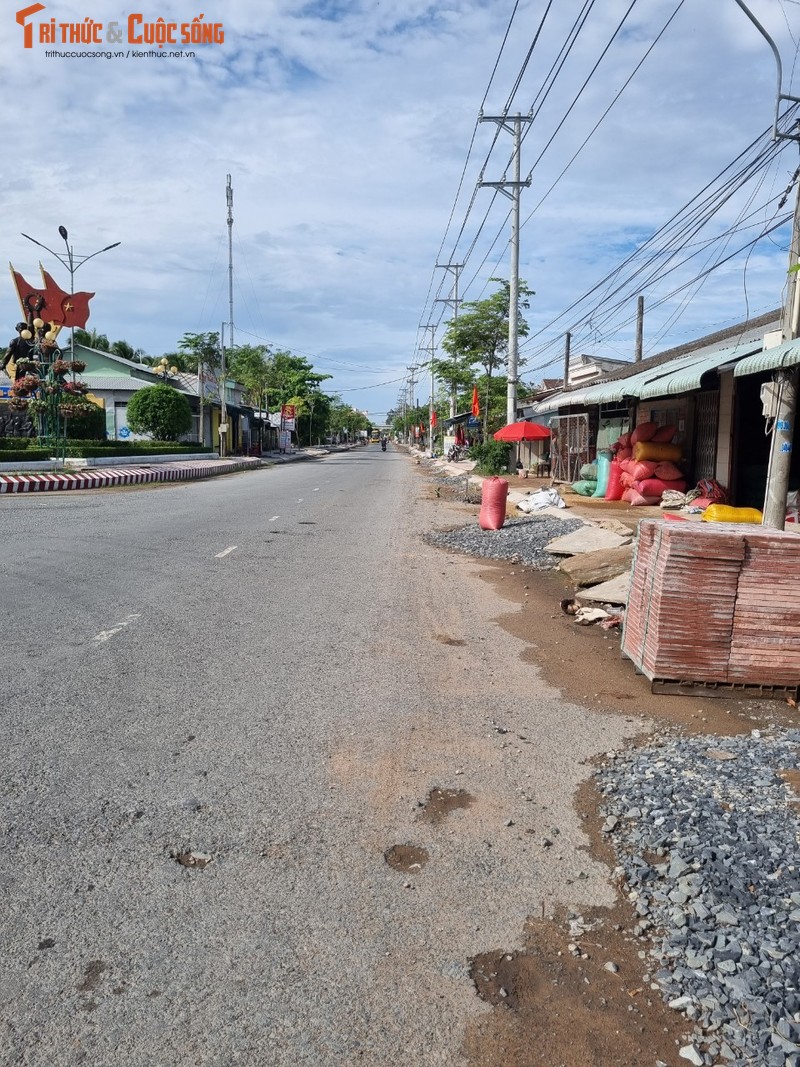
[226, 174, 234, 350]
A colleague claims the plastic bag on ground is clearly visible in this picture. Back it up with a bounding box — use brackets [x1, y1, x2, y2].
[517, 487, 566, 512]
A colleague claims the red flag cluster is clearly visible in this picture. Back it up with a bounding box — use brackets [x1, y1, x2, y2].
[10, 264, 94, 329]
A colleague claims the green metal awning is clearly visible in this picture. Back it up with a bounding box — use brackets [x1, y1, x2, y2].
[531, 386, 594, 413]
[636, 340, 761, 399]
[579, 349, 706, 405]
[733, 337, 800, 377]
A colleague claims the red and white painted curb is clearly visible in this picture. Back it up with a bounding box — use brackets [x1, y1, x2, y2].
[0, 457, 261, 494]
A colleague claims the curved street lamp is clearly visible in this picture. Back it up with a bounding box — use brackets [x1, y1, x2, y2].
[20, 227, 121, 366]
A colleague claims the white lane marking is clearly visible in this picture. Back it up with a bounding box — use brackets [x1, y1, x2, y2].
[313, 488, 319, 492]
[297, 498, 304, 502]
[269, 515, 280, 522]
[215, 545, 238, 558]
[94, 613, 141, 643]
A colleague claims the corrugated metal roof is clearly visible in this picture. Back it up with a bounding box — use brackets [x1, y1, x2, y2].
[637, 340, 761, 399]
[580, 349, 706, 404]
[531, 386, 594, 413]
[82, 375, 153, 392]
[733, 337, 800, 377]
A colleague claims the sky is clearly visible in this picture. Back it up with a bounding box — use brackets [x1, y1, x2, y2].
[1, 0, 800, 422]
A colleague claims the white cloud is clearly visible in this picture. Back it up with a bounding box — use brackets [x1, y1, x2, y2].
[0, 0, 798, 418]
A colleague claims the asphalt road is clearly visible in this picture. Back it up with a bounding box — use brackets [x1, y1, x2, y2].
[0, 447, 641, 1066]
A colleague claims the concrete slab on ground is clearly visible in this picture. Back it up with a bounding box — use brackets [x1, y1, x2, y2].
[559, 545, 634, 586]
[574, 571, 631, 605]
[545, 526, 632, 555]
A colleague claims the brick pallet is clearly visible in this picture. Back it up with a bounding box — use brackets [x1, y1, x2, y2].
[622, 519, 800, 688]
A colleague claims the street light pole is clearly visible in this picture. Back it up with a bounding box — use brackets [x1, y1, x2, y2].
[21, 228, 120, 367]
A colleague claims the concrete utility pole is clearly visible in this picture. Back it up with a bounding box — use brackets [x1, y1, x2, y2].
[407, 366, 418, 443]
[635, 295, 644, 362]
[763, 180, 800, 528]
[563, 331, 571, 388]
[479, 111, 532, 426]
[219, 323, 228, 458]
[420, 324, 437, 451]
[435, 262, 463, 418]
[728, 0, 800, 529]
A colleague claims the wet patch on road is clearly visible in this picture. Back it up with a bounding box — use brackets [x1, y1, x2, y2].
[384, 843, 429, 872]
[77, 960, 107, 992]
[417, 787, 475, 823]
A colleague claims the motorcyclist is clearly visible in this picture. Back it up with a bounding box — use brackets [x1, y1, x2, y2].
[380, 434, 387, 452]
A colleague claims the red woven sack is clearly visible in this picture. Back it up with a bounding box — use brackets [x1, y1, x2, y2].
[616, 433, 632, 449]
[620, 472, 635, 489]
[630, 421, 658, 445]
[630, 460, 658, 481]
[622, 487, 660, 506]
[478, 476, 509, 530]
[652, 424, 676, 443]
[654, 461, 683, 481]
[636, 477, 687, 497]
[627, 490, 661, 506]
[616, 447, 633, 462]
[605, 460, 625, 501]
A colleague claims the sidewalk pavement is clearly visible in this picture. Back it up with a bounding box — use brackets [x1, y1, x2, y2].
[0, 446, 341, 495]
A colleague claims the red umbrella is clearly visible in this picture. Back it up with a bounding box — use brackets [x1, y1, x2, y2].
[493, 421, 551, 442]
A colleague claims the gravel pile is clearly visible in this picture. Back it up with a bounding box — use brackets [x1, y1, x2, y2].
[597, 730, 800, 1067]
[425, 515, 584, 569]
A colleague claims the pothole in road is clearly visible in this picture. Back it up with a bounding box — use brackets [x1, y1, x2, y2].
[172, 850, 213, 869]
[418, 787, 475, 823]
[384, 843, 429, 872]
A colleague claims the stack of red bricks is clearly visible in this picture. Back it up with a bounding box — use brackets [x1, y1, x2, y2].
[622, 519, 800, 687]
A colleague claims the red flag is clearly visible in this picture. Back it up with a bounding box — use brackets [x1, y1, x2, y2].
[471, 385, 480, 417]
[10, 265, 94, 329]
[431, 409, 437, 428]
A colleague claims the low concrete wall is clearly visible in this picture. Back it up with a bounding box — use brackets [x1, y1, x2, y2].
[0, 452, 219, 473]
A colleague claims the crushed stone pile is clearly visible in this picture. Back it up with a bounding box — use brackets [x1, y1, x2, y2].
[425, 516, 584, 569]
[597, 730, 800, 1067]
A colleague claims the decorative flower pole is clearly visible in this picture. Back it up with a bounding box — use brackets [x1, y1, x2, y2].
[7, 323, 89, 455]
[7, 259, 101, 457]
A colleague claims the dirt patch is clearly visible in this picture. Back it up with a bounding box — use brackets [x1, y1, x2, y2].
[417, 787, 475, 824]
[463, 904, 690, 1067]
[413, 459, 800, 1067]
[384, 843, 429, 872]
[779, 767, 800, 800]
[435, 634, 466, 646]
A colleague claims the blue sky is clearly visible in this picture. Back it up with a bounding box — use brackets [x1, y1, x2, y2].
[1, 0, 799, 420]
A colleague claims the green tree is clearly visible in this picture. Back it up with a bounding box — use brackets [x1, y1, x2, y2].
[126, 384, 192, 441]
[74, 327, 110, 351]
[110, 339, 146, 362]
[229, 343, 272, 411]
[441, 277, 533, 434]
[329, 399, 370, 440]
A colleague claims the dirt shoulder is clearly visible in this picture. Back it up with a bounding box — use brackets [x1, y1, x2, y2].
[417, 462, 798, 1067]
